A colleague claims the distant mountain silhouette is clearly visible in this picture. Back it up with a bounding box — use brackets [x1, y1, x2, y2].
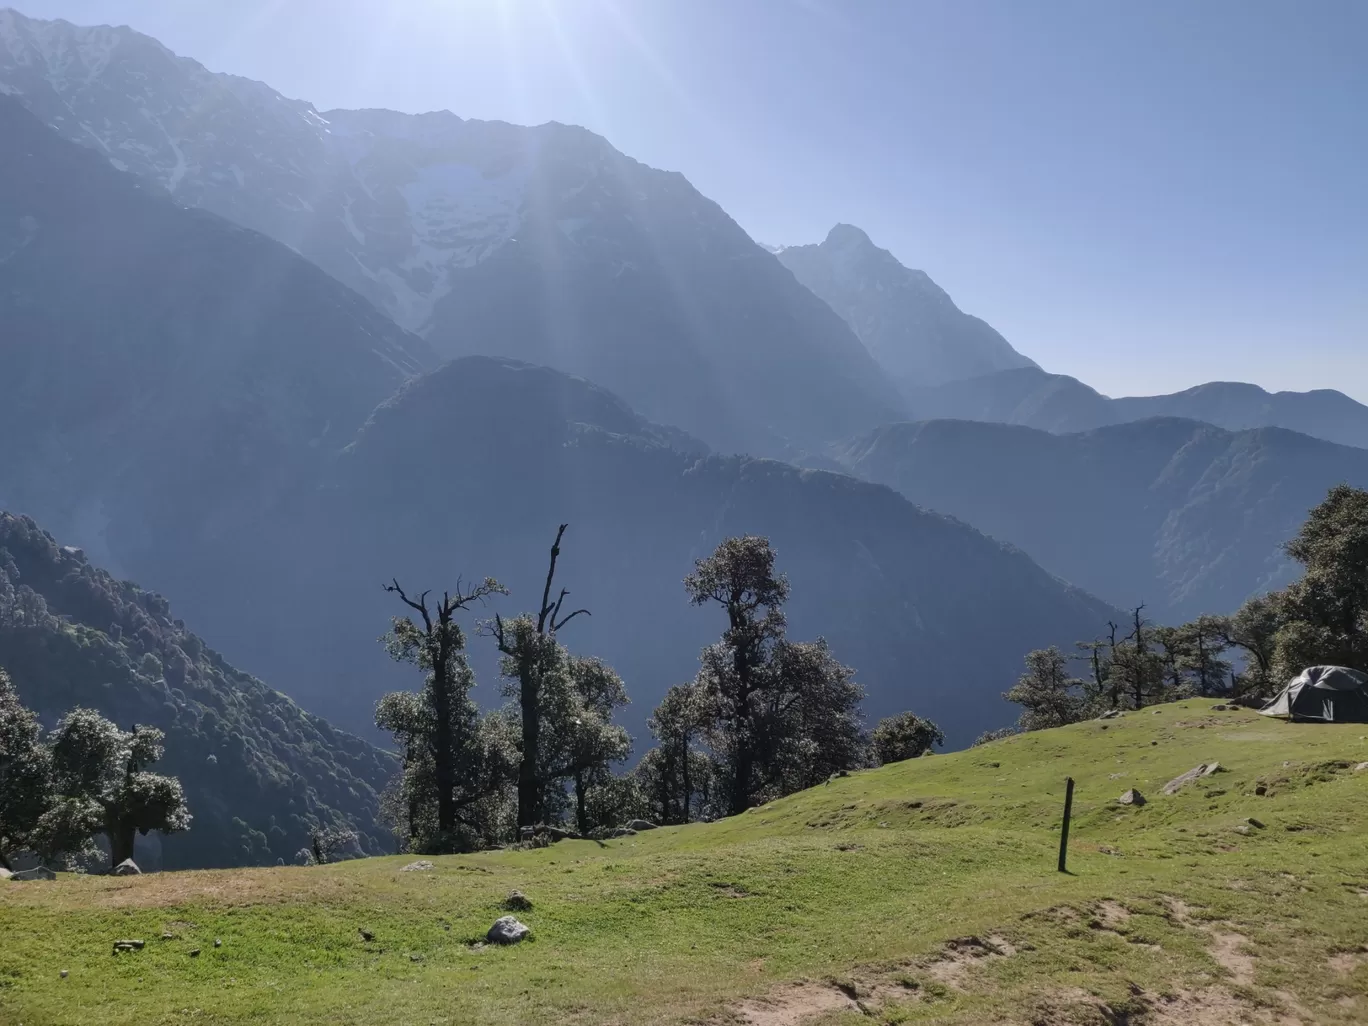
[839, 416, 1368, 622]
[906, 367, 1368, 450]
[777, 224, 1038, 394]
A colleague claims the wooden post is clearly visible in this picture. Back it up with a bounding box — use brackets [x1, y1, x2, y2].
[1057, 776, 1075, 873]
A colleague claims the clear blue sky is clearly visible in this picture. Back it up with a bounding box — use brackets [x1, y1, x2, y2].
[21, 0, 1368, 401]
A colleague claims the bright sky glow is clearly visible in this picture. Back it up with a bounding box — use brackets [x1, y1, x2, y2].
[18, 0, 1368, 401]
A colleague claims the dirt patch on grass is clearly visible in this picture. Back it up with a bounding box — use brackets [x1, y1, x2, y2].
[1328, 949, 1368, 974]
[923, 934, 1016, 989]
[729, 982, 858, 1025]
[1145, 987, 1303, 1025]
[1210, 930, 1255, 985]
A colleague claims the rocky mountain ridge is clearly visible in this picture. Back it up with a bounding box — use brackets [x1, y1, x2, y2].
[0, 7, 903, 454]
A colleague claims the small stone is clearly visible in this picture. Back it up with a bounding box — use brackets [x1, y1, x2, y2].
[1150, 740, 1158, 746]
[625, 819, 658, 831]
[1354, 762, 1368, 773]
[161, 932, 175, 941]
[112, 939, 145, 953]
[1247, 818, 1266, 829]
[60, 970, 68, 978]
[213, 939, 222, 948]
[502, 890, 533, 912]
[409, 953, 424, 962]
[189, 949, 201, 957]
[1212, 704, 1227, 711]
[399, 860, 434, 872]
[487, 916, 530, 945]
[360, 929, 374, 942]
[1255, 784, 1268, 796]
[1097, 709, 1121, 720]
[1117, 788, 1146, 806]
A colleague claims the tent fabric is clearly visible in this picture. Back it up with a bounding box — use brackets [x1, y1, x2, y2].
[1260, 665, 1368, 723]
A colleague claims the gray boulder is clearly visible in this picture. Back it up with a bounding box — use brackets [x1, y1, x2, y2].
[1162, 763, 1221, 795]
[1117, 789, 1146, 806]
[113, 859, 141, 876]
[12, 866, 57, 881]
[0, 867, 12, 881]
[487, 916, 530, 945]
[625, 819, 658, 831]
[399, 860, 434, 872]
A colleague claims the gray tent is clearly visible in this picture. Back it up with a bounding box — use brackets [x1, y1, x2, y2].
[1259, 665, 1368, 723]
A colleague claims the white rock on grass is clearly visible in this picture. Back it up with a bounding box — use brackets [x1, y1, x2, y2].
[487, 916, 530, 945]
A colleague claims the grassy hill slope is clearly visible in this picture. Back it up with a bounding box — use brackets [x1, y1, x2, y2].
[5, 702, 1368, 1025]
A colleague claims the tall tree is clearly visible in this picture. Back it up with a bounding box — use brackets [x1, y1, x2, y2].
[645, 683, 707, 824]
[0, 667, 52, 870]
[487, 524, 592, 829]
[1180, 615, 1232, 695]
[870, 711, 945, 765]
[538, 655, 631, 835]
[685, 536, 864, 814]
[46, 711, 190, 868]
[381, 576, 506, 838]
[1111, 605, 1164, 709]
[1005, 646, 1086, 731]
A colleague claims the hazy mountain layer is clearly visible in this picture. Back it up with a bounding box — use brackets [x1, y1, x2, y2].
[907, 367, 1368, 450]
[777, 224, 1038, 391]
[0, 512, 396, 869]
[135, 356, 1121, 748]
[0, 9, 903, 454]
[839, 416, 1368, 622]
[0, 96, 432, 574]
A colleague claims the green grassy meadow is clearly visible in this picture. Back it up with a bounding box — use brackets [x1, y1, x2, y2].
[5, 700, 1368, 1025]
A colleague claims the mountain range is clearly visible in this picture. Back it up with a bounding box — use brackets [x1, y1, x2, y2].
[839, 416, 1368, 623]
[776, 224, 1039, 392]
[904, 367, 1368, 451]
[0, 7, 902, 456]
[3, 6, 1367, 776]
[131, 355, 1121, 748]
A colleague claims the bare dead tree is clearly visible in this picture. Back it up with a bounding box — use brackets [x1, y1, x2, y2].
[384, 576, 503, 833]
[485, 524, 591, 829]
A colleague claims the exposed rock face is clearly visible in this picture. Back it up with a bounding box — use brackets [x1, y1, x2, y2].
[112, 859, 141, 876]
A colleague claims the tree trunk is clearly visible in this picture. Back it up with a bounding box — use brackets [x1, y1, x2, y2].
[729, 749, 752, 816]
[680, 735, 692, 825]
[109, 822, 135, 869]
[574, 770, 587, 836]
[431, 629, 456, 834]
[517, 659, 541, 829]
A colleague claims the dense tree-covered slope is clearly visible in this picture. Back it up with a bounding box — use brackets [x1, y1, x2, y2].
[0, 513, 396, 869]
[906, 367, 1368, 450]
[0, 10, 903, 455]
[776, 224, 1038, 391]
[839, 416, 1368, 621]
[0, 96, 433, 575]
[146, 357, 1119, 748]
